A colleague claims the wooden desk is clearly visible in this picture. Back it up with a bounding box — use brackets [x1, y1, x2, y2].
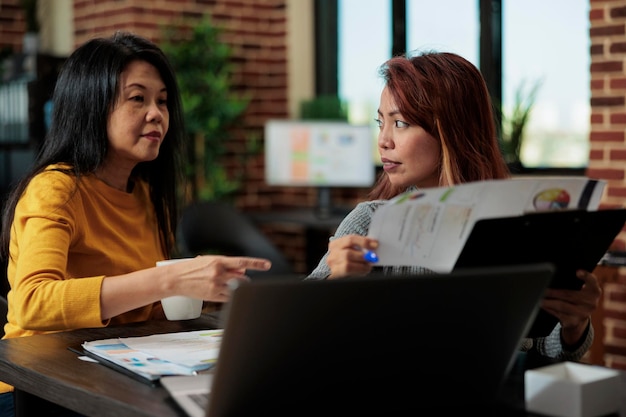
[1, 314, 625, 417]
[0, 314, 221, 417]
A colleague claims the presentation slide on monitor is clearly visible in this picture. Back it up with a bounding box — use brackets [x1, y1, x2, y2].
[264, 120, 376, 187]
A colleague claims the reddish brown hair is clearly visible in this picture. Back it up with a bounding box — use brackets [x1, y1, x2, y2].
[369, 51, 509, 200]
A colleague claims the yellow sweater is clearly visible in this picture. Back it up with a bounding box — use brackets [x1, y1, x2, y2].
[1, 165, 166, 393]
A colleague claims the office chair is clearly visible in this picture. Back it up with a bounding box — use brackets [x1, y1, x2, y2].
[177, 201, 296, 278]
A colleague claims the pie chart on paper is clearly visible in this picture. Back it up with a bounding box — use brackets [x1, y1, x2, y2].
[533, 188, 571, 210]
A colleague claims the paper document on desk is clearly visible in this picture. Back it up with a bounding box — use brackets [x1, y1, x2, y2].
[80, 329, 223, 382]
[121, 329, 222, 369]
[367, 177, 605, 272]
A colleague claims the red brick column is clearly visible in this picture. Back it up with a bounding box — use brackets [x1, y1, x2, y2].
[589, 0, 626, 370]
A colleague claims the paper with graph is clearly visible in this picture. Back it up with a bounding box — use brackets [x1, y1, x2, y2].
[367, 177, 606, 272]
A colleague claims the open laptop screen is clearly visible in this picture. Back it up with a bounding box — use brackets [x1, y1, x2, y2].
[201, 263, 553, 416]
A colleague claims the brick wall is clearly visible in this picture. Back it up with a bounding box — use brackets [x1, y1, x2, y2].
[589, 0, 626, 370]
[0, 0, 29, 51]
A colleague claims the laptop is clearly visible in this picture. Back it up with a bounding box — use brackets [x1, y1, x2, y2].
[161, 263, 554, 417]
[454, 208, 626, 337]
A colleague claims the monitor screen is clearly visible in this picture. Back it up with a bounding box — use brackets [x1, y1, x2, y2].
[264, 120, 376, 187]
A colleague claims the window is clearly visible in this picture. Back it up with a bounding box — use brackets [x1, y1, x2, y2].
[406, 0, 479, 65]
[335, 0, 589, 170]
[503, 0, 589, 168]
[338, 0, 390, 125]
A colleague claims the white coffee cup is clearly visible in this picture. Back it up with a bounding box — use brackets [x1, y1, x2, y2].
[156, 259, 203, 320]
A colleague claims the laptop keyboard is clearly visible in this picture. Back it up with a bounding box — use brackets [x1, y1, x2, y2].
[189, 393, 209, 410]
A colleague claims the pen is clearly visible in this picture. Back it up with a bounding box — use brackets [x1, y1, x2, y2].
[362, 248, 379, 263]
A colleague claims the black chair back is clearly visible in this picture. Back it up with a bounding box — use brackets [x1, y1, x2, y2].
[178, 201, 295, 278]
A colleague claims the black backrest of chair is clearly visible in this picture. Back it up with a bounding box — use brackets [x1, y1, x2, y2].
[178, 201, 295, 278]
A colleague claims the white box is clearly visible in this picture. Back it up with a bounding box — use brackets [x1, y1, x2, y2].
[525, 361, 621, 417]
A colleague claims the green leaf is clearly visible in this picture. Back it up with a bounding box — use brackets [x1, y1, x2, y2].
[161, 16, 251, 202]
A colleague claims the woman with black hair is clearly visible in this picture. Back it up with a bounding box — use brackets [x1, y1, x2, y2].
[0, 32, 270, 416]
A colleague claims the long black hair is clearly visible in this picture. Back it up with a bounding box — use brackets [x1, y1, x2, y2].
[0, 31, 187, 260]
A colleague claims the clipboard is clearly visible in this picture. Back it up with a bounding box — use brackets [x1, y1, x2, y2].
[453, 208, 626, 337]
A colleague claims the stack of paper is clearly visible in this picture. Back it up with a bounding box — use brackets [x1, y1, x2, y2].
[79, 329, 223, 383]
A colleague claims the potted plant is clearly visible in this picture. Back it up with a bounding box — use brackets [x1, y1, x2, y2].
[499, 79, 542, 172]
[161, 17, 250, 202]
[300, 95, 348, 120]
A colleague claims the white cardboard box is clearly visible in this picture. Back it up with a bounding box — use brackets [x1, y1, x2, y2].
[525, 361, 621, 417]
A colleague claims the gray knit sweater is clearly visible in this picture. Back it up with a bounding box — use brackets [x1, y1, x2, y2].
[306, 200, 594, 361]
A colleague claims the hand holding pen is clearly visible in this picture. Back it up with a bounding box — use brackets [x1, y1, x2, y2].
[325, 235, 379, 279]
